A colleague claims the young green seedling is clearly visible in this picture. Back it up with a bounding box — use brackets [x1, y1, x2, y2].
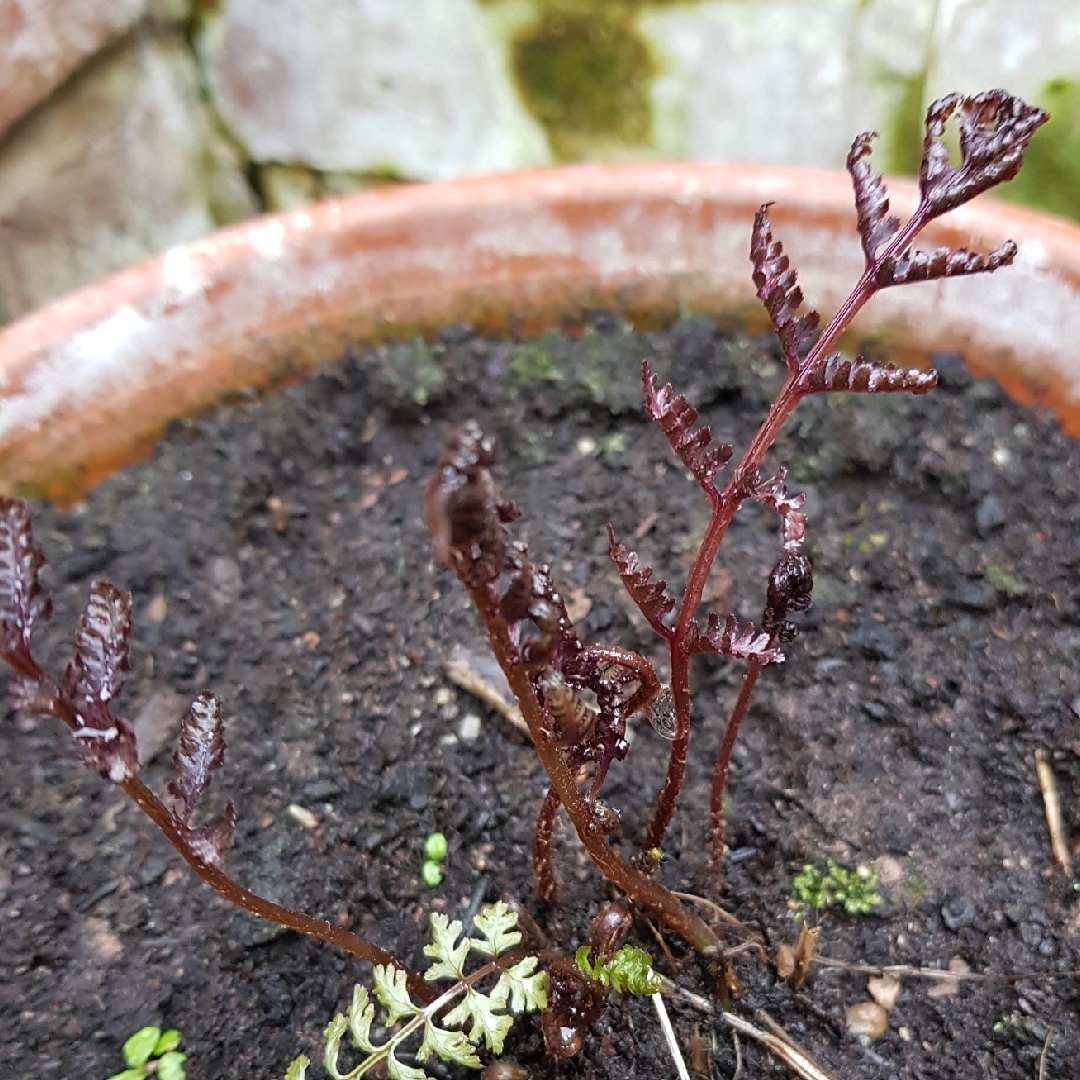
[106, 1027, 186, 1080]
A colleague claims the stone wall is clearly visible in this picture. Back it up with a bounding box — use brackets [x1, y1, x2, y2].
[1, 0, 1077, 324]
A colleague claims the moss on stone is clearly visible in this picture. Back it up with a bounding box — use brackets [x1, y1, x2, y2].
[998, 77, 1080, 222]
[884, 70, 927, 177]
[512, 7, 655, 160]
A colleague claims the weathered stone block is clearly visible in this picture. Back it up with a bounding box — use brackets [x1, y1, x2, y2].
[0, 0, 145, 138]
[643, 1, 857, 169]
[198, 0, 550, 180]
[0, 34, 253, 321]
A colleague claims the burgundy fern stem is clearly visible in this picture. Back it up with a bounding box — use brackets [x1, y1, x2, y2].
[455, 564, 725, 969]
[644, 204, 960, 859]
[0, 497, 436, 1005]
[534, 786, 560, 905]
[732, 207, 934, 490]
[29, 671, 436, 1004]
[120, 772, 436, 1003]
[709, 657, 766, 872]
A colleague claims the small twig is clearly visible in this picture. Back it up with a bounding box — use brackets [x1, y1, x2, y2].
[652, 992, 691, 1080]
[724, 940, 764, 962]
[643, 914, 680, 970]
[657, 973, 712, 1014]
[672, 892, 764, 939]
[657, 978, 839, 1080]
[1039, 1027, 1053, 1080]
[731, 1030, 743, 1080]
[444, 656, 530, 736]
[721, 1011, 840, 1080]
[1035, 750, 1072, 876]
[812, 953, 1080, 982]
[756, 1010, 817, 1054]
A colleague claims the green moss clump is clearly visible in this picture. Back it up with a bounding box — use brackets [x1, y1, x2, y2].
[998, 77, 1080, 222]
[985, 564, 1027, 597]
[506, 334, 565, 390]
[885, 70, 928, 177]
[513, 10, 655, 159]
[386, 340, 447, 408]
[571, 323, 667, 412]
[791, 858, 882, 915]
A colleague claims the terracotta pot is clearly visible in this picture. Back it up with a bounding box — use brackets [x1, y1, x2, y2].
[1, 162, 1079, 502]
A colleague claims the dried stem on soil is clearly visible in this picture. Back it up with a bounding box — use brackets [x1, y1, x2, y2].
[1035, 749, 1072, 876]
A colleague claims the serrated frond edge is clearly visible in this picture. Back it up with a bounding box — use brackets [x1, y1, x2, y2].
[470, 900, 522, 957]
[315, 905, 543, 1079]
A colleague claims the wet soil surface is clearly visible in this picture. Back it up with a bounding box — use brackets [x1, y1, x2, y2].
[2, 316, 1080, 1080]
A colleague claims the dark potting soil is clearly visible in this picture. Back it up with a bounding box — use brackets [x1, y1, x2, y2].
[2, 316, 1080, 1080]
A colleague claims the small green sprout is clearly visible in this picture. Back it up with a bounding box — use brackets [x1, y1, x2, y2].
[424, 832, 448, 861]
[575, 945, 661, 995]
[985, 564, 1028, 597]
[106, 1027, 186, 1080]
[421, 831, 448, 887]
[791, 858, 882, 915]
[992, 1012, 1046, 1042]
[602, 431, 627, 460]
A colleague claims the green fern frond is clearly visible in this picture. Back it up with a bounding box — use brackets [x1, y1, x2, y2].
[374, 966, 418, 1026]
[280, 1056, 308, 1080]
[575, 945, 661, 995]
[494, 955, 548, 1014]
[423, 912, 472, 981]
[470, 901, 522, 957]
[345, 986, 377, 1051]
[316, 904, 548, 1080]
[443, 988, 515, 1054]
[416, 1021, 482, 1068]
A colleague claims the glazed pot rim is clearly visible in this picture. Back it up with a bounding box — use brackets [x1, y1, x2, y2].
[1, 161, 1079, 501]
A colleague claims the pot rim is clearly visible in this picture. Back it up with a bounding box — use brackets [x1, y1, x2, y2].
[1, 161, 1079, 502]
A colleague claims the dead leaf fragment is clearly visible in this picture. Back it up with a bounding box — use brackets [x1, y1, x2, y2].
[288, 804, 319, 829]
[445, 645, 528, 736]
[268, 495, 288, 533]
[702, 566, 734, 608]
[1035, 748, 1072, 876]
[874, 855, 903, 886]
[775, 943, 796, 980]
[791, 922, 819, 991]
[359, 469, 386, 510]
[132, 690, 187, 765]
[146, 593, 167, 624]
[83, 917, 124, 962]
[868, 974, 901, 1010]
